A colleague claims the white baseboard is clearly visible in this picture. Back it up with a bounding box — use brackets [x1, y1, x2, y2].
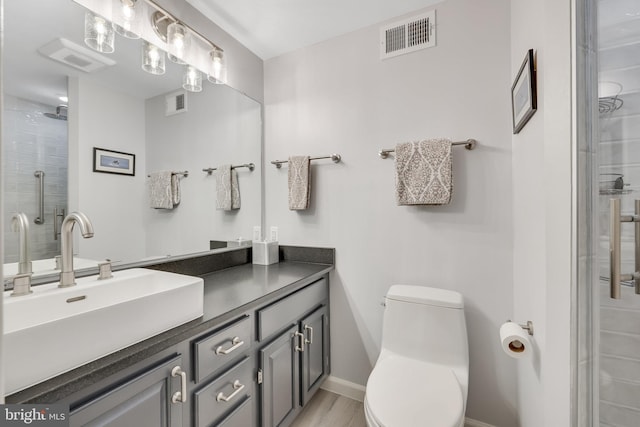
[320, 376, 495, 427]
[320, 375, 366, 402]
[465, 418, 496, 427]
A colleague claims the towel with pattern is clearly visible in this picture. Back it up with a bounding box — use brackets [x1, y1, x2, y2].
[216, 164, 241, 210]
[395, 138, 453, 205]
[288, 156, 311, 210]
[148, 171, 174, 209]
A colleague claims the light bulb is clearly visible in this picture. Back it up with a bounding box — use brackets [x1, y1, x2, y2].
[113, 0, 142, 39]
[141, 41, 166, 75]
[85, 11, 115, 53]
[207, 49, 227, 84]
[167, 22, 191, 65]
[183, 66, 202, 92]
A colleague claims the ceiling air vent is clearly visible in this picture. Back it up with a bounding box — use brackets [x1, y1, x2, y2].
[165, 90, 188, 116]
[380, 10, 436, 59]
[38, 38, 116, 72]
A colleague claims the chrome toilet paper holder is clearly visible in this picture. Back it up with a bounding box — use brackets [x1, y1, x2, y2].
[507, 320, 534, 336]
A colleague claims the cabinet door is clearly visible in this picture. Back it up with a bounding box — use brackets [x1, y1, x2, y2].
[70, 355, 184, 427]
[300, 305, 329, 406]
[259, 325, 300, 427]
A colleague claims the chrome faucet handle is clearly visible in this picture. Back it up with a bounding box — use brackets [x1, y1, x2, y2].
[98, 260, 113, 280]
[11, 273, 33, 297]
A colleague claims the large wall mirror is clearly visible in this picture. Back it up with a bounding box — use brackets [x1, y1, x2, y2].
[3, 0, 262, 281]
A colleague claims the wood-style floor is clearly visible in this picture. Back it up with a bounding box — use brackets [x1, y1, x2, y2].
[291, 389, 366, 427]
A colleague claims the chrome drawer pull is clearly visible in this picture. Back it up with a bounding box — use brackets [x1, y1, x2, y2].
[294, 331, 305, 352]
[216, 380, 245, 402]
[215, 337, 244, 355]
[304, 325, 313, 345]
[171, 366, 187, 404]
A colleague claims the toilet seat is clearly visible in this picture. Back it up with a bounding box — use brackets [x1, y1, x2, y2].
[365, 355, 464, 427]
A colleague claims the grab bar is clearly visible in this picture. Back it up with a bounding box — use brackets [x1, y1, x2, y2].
[53, 207, 65, 240]
[34, 171, 45, 224]
[609, 199, 640, 298]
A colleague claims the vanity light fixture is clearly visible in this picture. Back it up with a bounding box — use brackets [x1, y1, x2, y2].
[84, 11, 115, 53]
[77, 0, 226, 86]
[112, 0, 142, 39]
[141, 40, 165, 75]
[183, 65, 203, 92]
[207, 49, 227, 84]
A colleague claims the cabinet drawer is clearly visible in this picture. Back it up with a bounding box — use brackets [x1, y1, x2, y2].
[194, 315, 252, 383]
[258, 278, 328, 341]
[214, 395, 252, 427]
[194, 357, 253, 427]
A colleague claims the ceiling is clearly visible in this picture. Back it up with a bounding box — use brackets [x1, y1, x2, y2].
[186, 0, 443, 59]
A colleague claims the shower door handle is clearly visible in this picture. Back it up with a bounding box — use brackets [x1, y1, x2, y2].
[609, 199, 640, 298]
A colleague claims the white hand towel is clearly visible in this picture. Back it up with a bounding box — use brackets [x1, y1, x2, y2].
[288, 156, 311, 210]
[395, 138, 453, 205]
[216, 165, 241, 210]
[148, 171, 174, 209]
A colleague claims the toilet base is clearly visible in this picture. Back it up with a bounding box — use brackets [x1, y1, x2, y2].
[364, 395, 465, 427]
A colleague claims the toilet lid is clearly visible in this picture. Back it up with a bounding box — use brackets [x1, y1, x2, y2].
[366, 356, 464, 427]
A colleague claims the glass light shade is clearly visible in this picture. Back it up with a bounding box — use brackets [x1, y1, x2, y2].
[141, 41, 166, 75]
[183, 66, 203, 92]
[167, 22, 191, 65]
[207, 49, 227, 84]
[84, 11, 115, 53]
[113, 0, 142, 39]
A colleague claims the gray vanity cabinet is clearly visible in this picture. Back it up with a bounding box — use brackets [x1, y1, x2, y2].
[257, 278, 330, 427]
[299, 305, 329, 406]
[69, 354, 186, 427]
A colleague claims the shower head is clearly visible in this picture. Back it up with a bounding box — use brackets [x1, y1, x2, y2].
[44, 105, 68, 121]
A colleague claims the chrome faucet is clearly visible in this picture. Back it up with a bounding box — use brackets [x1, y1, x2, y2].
[11, 212, 32, 275]
[59, 212, 94, 287]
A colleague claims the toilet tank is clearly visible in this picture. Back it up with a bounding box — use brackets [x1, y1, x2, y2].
[381, 285, 468, 369]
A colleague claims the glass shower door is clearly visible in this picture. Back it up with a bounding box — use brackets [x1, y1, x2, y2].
[597, 0, 640, 425]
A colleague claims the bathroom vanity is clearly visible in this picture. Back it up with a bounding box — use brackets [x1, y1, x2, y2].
[5, 247, 333, 427]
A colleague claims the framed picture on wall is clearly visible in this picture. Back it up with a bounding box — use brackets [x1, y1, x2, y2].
[511, 49, 537, 134]
[93, 147, 136, 176]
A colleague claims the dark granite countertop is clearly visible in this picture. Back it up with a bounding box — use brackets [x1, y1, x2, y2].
[6, 259, 333, 404]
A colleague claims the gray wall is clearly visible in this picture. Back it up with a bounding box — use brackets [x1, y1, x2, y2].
[263, 1, 515, 425]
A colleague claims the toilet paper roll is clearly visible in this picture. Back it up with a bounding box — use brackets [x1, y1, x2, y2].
[500, 322, 531, 359]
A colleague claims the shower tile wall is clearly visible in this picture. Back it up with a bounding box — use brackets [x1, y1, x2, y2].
[3, 95, 67, 263]
[598, 90, 640, 425]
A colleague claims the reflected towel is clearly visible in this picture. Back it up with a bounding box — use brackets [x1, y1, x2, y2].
[288, 156, 311, 210]
[395, 138, 453, 205]
[148, 171, 174, 209]
[216, 165, 240, 210]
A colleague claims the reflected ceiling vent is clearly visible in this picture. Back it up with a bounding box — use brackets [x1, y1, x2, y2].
[38, 38, 116, 73]
[165, 90, 188, 116]
[380, 10, 436, 60]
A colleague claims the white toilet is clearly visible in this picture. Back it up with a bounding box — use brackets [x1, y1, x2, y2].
[364, 285, 469, 427]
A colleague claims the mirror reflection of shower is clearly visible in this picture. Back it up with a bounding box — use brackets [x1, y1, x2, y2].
[2, 95, 69, 264]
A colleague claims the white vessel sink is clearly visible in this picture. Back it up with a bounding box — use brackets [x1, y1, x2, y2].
[3, 268, 204, 394]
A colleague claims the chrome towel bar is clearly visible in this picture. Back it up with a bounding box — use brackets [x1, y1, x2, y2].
[378, 139, 477, 159]
[146, 171, 189, 178]
[202, 163, 255, 174]
[271, 154, 342, 168]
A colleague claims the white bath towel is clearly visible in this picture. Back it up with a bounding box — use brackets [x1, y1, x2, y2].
[216, 165, 240, 210]
[395, 138, 453, 205]
[288, 156, 311, 210]
[148, 171, 174, 209]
